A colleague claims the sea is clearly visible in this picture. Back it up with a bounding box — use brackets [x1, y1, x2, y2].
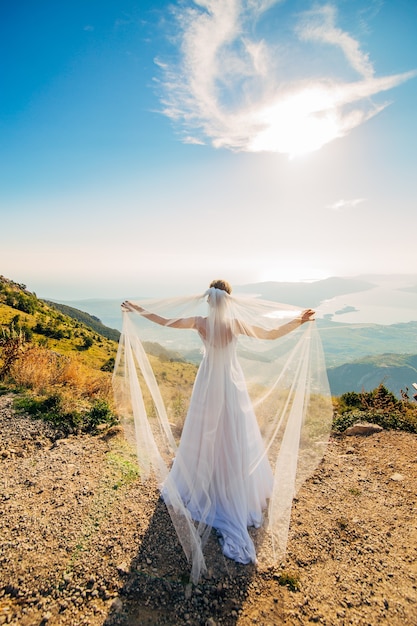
[55, 276, 417, 331]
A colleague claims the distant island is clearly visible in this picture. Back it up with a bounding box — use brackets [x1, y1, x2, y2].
[335, 305, 359, 316]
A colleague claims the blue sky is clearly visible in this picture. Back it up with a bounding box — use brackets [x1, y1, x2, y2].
[1, 0, 416, 299]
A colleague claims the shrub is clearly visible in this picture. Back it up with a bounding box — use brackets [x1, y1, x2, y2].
[275, 572, 300, 592]
[81, 336, 94, 350]
[4, 340, 117, 435]
[333, 384, 417, 434]
[101, 357, 115, 372]
[33, 321, 68, 340]
[14, 393, 82, 434]
[0, 327, 27, 378]
[14, 393, 117, 435]
[4, 292, 37, 314]
[16, 293, 37, 314]
[84, 399, 118, 433]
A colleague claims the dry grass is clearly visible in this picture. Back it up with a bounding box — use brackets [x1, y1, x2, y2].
[9, 344, 113, 408]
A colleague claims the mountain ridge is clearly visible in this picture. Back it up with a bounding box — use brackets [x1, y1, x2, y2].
[235, 276, 377, 307]
[327, 353, 417, 398]
[2, 273, 417, 399]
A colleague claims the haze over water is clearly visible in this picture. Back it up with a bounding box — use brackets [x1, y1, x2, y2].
[317, 285, 417, 325]
[59, 275, 417, 332]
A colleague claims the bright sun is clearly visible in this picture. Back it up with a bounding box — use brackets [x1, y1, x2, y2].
[250, 86, 343, 158]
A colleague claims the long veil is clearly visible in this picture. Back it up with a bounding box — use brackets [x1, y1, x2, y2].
[112, 289, 333, 583]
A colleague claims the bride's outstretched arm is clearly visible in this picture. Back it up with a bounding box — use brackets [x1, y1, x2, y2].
[237, 309, 315, 340]
[122, 301, 198, 329]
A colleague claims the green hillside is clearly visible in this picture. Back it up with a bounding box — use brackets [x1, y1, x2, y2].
[318, 319, 417, 367]
[328, 353, 417, 398]
[0, 274, 197, 436]
[0, 275, 117, 370]
[0, 275, 122, 433]
[44, 300, 121, 342]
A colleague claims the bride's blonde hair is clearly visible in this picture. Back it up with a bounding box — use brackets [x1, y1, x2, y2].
[209, 279, 232, 294]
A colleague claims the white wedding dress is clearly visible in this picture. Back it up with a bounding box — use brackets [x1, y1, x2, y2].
[113, 287, 332, 583]
[163, 321, 273, 564]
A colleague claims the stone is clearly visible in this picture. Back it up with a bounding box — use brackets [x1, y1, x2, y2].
[344, 423, 383, 436]
[116, 562, 130, 575]
[390, 473, 404, 482]
[111, 597, 123, 612]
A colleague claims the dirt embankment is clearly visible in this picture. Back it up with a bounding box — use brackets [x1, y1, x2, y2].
[1, 393, 416, 625]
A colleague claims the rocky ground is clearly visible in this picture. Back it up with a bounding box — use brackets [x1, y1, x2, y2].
[0, 392, 416, 626]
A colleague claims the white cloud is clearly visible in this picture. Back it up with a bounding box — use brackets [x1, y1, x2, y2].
[296, 4, 374, 80]
[158, 0, 416, 157]
[183, 135, 206, 145]
[326, 198, 365, 211]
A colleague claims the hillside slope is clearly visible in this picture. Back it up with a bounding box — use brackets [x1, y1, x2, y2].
[44, 300, 121, 342]
[318, 319, 417, 367]
[328, 353, 417, 398]
[0, 275, 117, 371]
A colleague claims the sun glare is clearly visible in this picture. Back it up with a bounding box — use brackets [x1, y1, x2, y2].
[250, 86, 342, 158]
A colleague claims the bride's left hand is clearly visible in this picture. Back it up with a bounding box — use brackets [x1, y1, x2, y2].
[300, 309, 315, 323]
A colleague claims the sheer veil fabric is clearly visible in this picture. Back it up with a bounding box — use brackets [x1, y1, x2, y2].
[112, 288, 333, 583]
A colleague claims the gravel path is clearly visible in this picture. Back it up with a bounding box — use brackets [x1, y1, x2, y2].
[1, 393, 416, 625]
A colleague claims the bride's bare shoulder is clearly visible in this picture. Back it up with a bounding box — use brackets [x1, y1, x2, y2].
[193, 316, 208, 341]
[195, 316, 207, 333]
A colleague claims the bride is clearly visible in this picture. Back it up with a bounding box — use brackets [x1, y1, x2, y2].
[114, 279, 332, 582]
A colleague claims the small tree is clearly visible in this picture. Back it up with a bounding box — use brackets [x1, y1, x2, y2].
[0, 327, 26, 379]
[81, 336, 94, 350]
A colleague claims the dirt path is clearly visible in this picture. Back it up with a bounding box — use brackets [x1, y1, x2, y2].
[1, 394, 416, 625]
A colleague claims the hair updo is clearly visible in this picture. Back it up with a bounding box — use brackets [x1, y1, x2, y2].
[209, 279, 232, 294]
